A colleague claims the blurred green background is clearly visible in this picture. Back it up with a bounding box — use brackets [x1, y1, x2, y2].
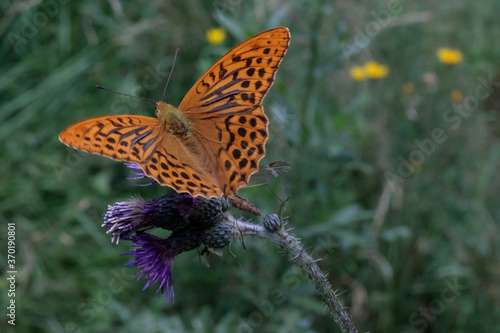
[2, 0, 500, 332]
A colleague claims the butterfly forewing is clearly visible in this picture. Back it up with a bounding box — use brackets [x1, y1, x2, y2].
[59, 115, 162, 163]
[179, 27, 290, 117]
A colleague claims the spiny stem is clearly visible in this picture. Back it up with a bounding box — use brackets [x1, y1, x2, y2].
[225, 214, 358, 333]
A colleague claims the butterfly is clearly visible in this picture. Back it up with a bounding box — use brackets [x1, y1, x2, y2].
[59, 27, 290, 215]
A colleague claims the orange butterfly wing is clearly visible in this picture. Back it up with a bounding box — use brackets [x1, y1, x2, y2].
[59, 115, 222, 197]
[139, 139, 222, 197]
[59, 115, 162, 163]
[180, 27, 290, 115]
[179, 27, 290, 196]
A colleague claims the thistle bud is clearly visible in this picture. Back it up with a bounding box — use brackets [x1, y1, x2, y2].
[202, 222, 234, 249]
[263, 214, 281, 232]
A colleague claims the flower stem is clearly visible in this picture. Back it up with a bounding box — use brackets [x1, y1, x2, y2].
[226, 214, 357, 333]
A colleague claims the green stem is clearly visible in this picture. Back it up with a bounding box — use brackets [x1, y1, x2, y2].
[226, 214, 358, 333]
[300, 2, 324, 143]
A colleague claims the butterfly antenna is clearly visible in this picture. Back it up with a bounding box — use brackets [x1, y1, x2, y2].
[96, 85, 156, 105]
[163, 48, 179, 101]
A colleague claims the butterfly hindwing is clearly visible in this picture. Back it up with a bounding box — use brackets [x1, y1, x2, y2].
[190, 105, 268, 195]
[138, 141, 223, 198]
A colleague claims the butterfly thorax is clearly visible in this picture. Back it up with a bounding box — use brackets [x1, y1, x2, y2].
[156, 101, 194, 148]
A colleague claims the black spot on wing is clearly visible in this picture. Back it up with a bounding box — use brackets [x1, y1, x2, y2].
[219, 62, 227, 79]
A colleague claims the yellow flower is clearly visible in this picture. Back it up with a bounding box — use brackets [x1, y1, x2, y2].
[450, 89, 464, 103]
[206, 27, 227, 45]
[349, 66, 366, 81]
[409, 161, 422, 174]
[402, 82, 414, 95]
[350, 61, 389, 81]
[364, 61, 389, 79]
[436, 48, 463, 65]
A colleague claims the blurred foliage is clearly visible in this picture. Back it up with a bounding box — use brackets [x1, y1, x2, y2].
[1, 0, 500, 332]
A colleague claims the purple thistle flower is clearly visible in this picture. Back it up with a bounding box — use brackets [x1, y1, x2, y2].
[105, 193, 234, 300]
[123, 233, 176, 302]
[123, 227, 212, 302]
[103, 197, 150, 243]
[103, 194, 230, 243]
[124, 163, 157, 186]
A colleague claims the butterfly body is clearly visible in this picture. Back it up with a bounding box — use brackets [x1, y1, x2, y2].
[156, 101, 195, 148]
[59, 27, 290, 215]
